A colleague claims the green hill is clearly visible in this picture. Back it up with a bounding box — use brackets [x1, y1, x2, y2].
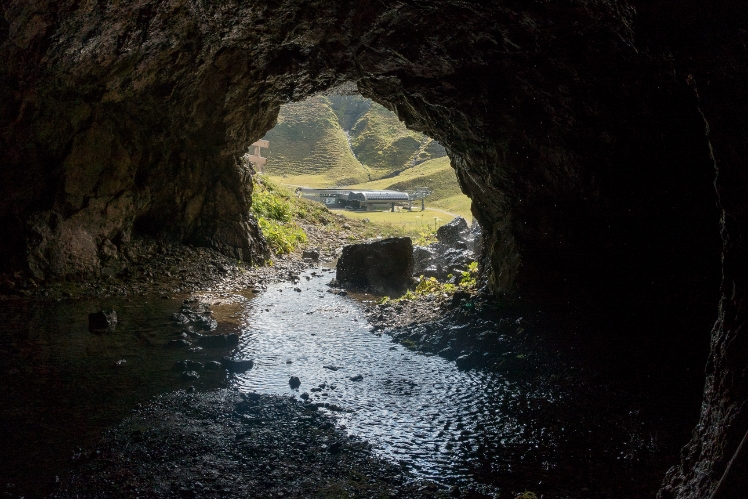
[262, 95, 446, 186]
[261, 97, 369, 186]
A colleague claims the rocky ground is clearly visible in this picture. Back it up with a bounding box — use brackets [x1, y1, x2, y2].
[363, 290, 530, 373]
[0, 215, 371, 302]
[50, 390, 456, 499]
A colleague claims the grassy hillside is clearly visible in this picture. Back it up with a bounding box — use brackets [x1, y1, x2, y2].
[262, 97, 369, 186]
[348, 102, 444, 179]
[262, 95, 445, 186]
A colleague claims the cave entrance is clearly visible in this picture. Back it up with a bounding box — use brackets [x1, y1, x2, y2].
[246, 90, 472, 242]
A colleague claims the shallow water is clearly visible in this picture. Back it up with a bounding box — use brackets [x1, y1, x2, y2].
[0, 268, 702, 498]
[233, 270, 537, 486]
[228, 269, 690, 497]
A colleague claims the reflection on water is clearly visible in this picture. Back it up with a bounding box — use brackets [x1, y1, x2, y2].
[0, 268, 699, 498]
[231, 271, 590, 493]
[234, 271, 534, 485]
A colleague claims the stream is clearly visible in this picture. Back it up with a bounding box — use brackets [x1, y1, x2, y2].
[0, 267, 705, 497]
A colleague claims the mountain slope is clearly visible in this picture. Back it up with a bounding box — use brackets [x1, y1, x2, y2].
[262, 95, 446, 186]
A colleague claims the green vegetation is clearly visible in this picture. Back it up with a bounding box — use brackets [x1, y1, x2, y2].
[251, 178, 309, 255]
[341, 210, 443, 241]
[261, 97, 369, 186]
[392, 261, 480, 303]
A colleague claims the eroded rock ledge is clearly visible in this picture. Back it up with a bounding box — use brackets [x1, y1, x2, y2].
[2, 1, 747, 498]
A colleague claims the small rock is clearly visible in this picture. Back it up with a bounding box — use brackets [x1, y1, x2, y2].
[114, 359, 127, 367]
[88, 310, 117, 332]
[220, 357, 254, 373]
[302, 248, 320, 261]
[322, 365, 339, 371]
[349, 374, 364, 382]
[289, 376, 301, 389]
[329, 441, 343, 453]
[181, 370, 200, 380]
[300, 392, 310, 400]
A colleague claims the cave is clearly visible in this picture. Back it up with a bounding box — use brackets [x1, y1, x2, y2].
[1, 1, 747, 497]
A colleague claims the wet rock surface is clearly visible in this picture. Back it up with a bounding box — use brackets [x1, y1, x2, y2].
[87, 309, 117, 333]
[366, 291, 710, 498]
[51, 390, 451, 499]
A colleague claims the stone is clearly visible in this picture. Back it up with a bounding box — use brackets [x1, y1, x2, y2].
[302, 248, 320, 261]
[412, 246, 435, 275]
[289, 376, 301, 389]
[436, 217, 469, 246]
[175, 360, 203, 371]
[336, 238, 414, 295]
[349, 375, 363, 382]
[88, 310, 117, 333]
[220, 357, 254, 374]
[181, 370, 200, 380]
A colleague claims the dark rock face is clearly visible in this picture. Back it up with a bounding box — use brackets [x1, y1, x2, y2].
[1, 1, 747, 497]
[336, 237, 414, 295]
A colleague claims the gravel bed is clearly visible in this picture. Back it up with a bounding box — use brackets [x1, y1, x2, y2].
[51, 390, 454, 499]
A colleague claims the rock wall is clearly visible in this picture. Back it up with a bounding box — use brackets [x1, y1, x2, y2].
[1, 1, 747, 497]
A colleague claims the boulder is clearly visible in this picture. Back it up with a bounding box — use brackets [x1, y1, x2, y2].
[412, 246, 435, 275]
[336, 237, 414, 295]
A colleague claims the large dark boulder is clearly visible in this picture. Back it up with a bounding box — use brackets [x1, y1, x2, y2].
[336, 237, 414, 295]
